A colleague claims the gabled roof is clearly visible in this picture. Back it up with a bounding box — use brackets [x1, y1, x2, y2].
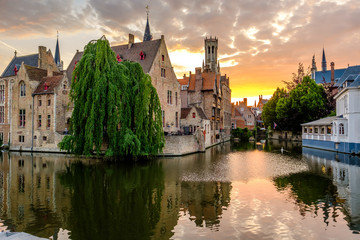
[335, 65, 360, 87]
[33, 75, 63, 94]
[178, 76, 189, 86]
[314, 68, 346, 84]
[24, 65, 48, 80]
[180, 107, 209, 120]
[301, 116, 337, 126]
[1, 54, 39, 77]
[66, 39, 162, 81]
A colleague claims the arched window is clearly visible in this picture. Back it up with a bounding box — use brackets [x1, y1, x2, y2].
[339, 123, 344, 135]
[20, 82, 26, 97]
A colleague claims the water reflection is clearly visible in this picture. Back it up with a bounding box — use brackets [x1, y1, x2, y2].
[0, 144, 359, 239]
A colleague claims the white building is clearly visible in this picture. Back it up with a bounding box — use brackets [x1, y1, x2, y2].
[302, 73, 360, 154]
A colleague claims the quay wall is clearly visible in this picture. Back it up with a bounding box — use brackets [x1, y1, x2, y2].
[269, 130, 302, 142]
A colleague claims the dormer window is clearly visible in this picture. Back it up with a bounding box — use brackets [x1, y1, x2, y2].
[14, 65, 19, 75]
[139, 51, 145, 60]
[116, 54, 122, 63]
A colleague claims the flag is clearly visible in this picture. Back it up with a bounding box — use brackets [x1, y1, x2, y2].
[273, 122, 277, 130]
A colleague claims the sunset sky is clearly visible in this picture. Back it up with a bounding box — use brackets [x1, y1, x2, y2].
[1, 0, 360, 105]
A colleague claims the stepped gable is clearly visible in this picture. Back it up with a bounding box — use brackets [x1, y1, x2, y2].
[335, 65, 360, 87]
[66, 39, 161, 82]
[1, 53, 39, 77]
[33, 75, 63, 94]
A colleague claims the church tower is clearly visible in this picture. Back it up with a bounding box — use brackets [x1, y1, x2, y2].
[204, 36, 219, 73]
[311, 54, 317, 79]
[321, 48, 327, 72]
[54, 32, 63, 71]
[143, 6, 152, 42]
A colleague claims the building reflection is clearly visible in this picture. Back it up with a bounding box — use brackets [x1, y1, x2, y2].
[0, 152, 72, 238]
[273, 147, 360, 232]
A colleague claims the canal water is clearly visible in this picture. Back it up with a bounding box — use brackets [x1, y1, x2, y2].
[0, 141, 359, 240]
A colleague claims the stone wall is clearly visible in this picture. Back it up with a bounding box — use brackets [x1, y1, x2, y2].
[162, 132, 205, 156]
[269, 130, 302, 141]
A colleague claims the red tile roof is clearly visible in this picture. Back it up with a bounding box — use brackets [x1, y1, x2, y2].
[33, 75, 63, 94]
[178, 77, 189, 86]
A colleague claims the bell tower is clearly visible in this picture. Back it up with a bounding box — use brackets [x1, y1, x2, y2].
[204, 36, 219, 73]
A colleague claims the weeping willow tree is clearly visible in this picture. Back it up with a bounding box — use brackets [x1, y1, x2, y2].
[59, 36, 164, 157]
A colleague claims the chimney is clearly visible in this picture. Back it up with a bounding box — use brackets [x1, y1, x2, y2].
[161, 35, 164, 41]
[47, 66, 53, 77]
[128, 34, 134, 49]
[244, 98, 247, 106]
[331, 62, 335, 84]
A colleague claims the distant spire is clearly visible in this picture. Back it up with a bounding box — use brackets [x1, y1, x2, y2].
[143, 6, 153, 42]
[311, 54, 317, 79]
[54, 31, 60, 65]
[321, 48, 327, 72]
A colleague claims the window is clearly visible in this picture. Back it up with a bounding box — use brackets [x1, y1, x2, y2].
[327, 126, 332, 134]
[0, 85, 4, 103]
[162, 111, 165, 127]
[0, 106, 4, 123]
[167, 90, 172, 104]
[161, 68, 166, 78]
[19, 135, 24, 143]
[315, 127, 318, 134]
[193, 112, 196, 118]
[175, 112, 178, 128]
[19, 109, 25, 127]
[321, 127, 325, 134]
[63, 84, 66, 90]
[38, 115, 41, 128]
[212, 46, 214, 54]
[48, 99, 51, 106]
[175, 92, 178, 105]
[339, 123, 344, 135]
[181, 85, 188, 90]
[162, 55, 164, 61]
[309, 127, 313, 133]
[47, 115, 51, 128]
[208, 46, 210, 54]
[0, 132, 3, 142]
[304, 127, 308, 133]
[43, 136, 47, 141]
[20, 82, 26, 97]
[38, 99, 42, 106]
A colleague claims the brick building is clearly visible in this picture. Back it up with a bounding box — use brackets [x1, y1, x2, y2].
[231, 98, 255, 130]
[0, 45, 66, 149]
[67, 16, 180, 134]
[178, 37, 231, 145]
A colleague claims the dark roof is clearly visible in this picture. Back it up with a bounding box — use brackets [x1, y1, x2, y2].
[348, 75, 360, 88]
[1, 53, 39, 77]
[180, 107, 208, 120]
[181, 108, 191, 119]
[314, 68, 346, 84]
[335, 65, 360, 87]
[66, 39, 162, 81]
[24, 65, 48, 80]
[301, 116, 337, 126]
[195, 107, 208, 120]
[33, 75, 63, 94]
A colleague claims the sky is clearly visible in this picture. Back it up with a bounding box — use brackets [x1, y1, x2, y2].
[1, 0, 360, 106]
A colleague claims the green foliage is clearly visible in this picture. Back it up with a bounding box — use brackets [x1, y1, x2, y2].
[231, 127, 255, 142]
[59, 37, 164, 157]
[262, 76, 328, 133]
[262, 87, 287, 128]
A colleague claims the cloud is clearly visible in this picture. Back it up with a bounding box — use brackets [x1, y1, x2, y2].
[1, 0, 360, 99]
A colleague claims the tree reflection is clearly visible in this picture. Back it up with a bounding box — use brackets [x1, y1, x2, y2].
[273, 172, 344, 227]
[59, 160, 164, 240]
[180, 181, 231, 230]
